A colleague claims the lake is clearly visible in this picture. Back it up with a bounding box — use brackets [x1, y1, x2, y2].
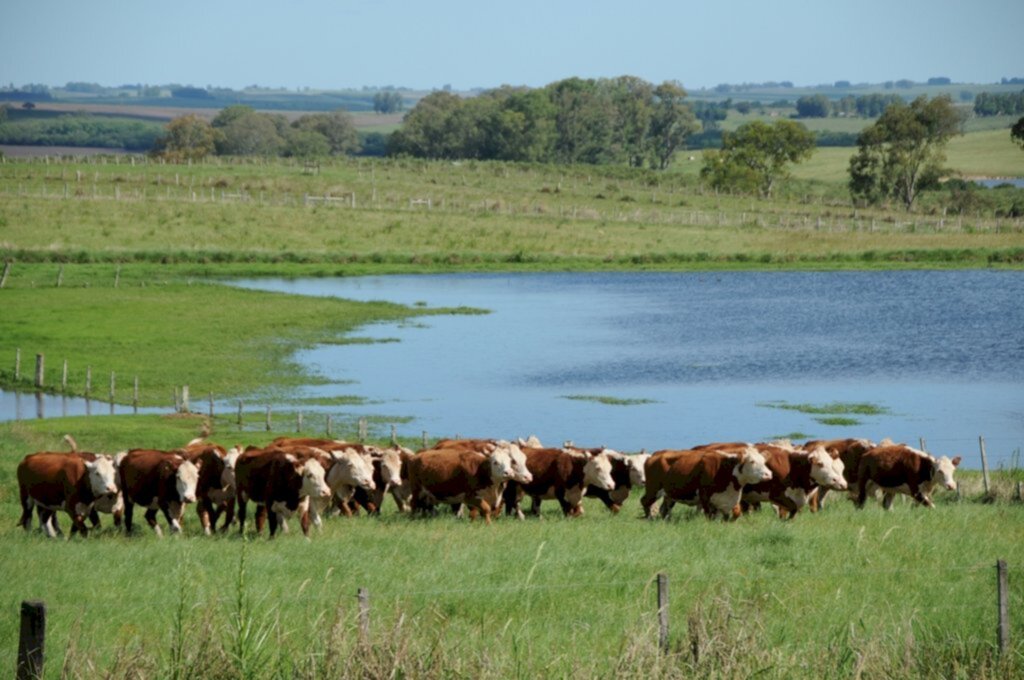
[232, 271, 1024, 469]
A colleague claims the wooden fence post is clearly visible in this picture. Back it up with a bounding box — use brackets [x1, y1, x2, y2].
[237, 401, 243, 429]
[296, 412, 303, 433]
[208, 392, 214, 419]
[391, 424, 397, 446]
[1, 260, 11, 288]
[359, 418, 367, 441]
[61, 360, 68, 392]
[657, 573, 669, 654]
[357, 587, 370, 641]
[55, 266, 63, 288]
[997, 559, 1009, 655]
[133, 376, 139, 414]
[109, 372, 116, 404]
[85, 366, 91, 398]
[114, 264, 120, 289]
[265, 406, 272, 432]
[422, 431, 428, 449]
[34, 354, 44, 388]
[326, 415, 333, 437]
[181, 385, 190, 413]
[979, 436, 991, 496]
[17, 600, 46, 680]
[14, 348, 20, 380]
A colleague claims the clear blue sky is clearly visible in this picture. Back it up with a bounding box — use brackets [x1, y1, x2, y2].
[1, 0, 1022, 91]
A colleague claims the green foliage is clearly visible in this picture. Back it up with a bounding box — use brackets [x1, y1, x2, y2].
[0, 113, 162, 150]
[151, 114, 216, 161]
[973, 90, 1024, 116]
[795, 94, 830, 118]
[290, 110, 360, 156]
[849, 95, 963, 210]
[372, 90, 404, 114]
[700, 120, 816, 197]
[1012, 116, 1024, 150]
[757, 401, 891, 416]
[562, 395, 657, 406]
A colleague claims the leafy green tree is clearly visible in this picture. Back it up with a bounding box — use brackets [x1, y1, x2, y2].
[284, 129, 330, 158]
[292, 110, 360, 155]
[214, 110, 285, 156]
[1012, 116, 1024, 150]
[700, 120, 816, 198]
[547, 77, 614, 164]
[795, 94, 830, 118]
[151, 114, 216, 161]
[648, 81, 700, 170]
[387, 91, 464, 158]
[608, 75, 654, 167]
[848, 95, 962, 210]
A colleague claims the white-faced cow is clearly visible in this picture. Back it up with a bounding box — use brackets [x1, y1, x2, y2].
[406, 446, 522, 524]
[740, 444, 848, 518]
[855, 444, 961, 509]
[18, 451, 118, 538]
[234, 447, 331, 537]
[641, 446, 772, 520]
[119, 449, 199, 536]
[503, 447, 616, 518]
[179, 439, 241, 534]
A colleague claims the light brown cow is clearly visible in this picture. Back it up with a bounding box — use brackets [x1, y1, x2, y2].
[18, 452, 118, 538]
[572, 447, 648, 513]
[503, 447, 616, 518]
[119, 450, 199, 536]
[856, 445, 961, 509]
[739, 445, 847, 518]
[406, 447, 518, 524]
[641, 446, 772, 520]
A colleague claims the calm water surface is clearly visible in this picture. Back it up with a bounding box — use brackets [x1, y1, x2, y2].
[233, 271, 1024, 468]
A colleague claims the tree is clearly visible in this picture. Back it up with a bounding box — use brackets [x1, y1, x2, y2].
[848, 95, 962, 210]
[795, 94, 830, 118]
[647, 81, 699, 170]
[151, 114, 215, 161]
[292, 110, 360, 155]
[700, 120, 816, 198]
[214, 110, 285, 156]
[1013, 116, 1024, 150]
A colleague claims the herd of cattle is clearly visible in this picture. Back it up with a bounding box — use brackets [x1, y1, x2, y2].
[15, 434, 963, 538]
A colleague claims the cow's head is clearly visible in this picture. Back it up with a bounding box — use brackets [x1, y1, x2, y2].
[379, 450, 403, 488]
[807, 446, 847, 490]
[495, 441, 532, 484]
[85, 455, 118, 497]
[300, 458, 332, 499]
[176, 460, 199, 504]
[933, 455, 961, 491]
[734, 446, 772, 485]
[221, 446, 242, 492]
[486, 448, 516, 483]
[583, 452, 616, 491]
[624, 452, 649, 487]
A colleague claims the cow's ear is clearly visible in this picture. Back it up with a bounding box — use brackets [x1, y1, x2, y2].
[951, 456, 962, 467]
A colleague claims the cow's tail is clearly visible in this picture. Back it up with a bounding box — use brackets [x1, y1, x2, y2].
[63, 434, 79, 452]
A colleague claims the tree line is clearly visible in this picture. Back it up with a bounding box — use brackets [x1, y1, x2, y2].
[973, 90, 1024, 117]
[387, 77, 700, 170]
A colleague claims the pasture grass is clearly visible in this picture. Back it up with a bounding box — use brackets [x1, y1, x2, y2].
[0, 276, 485, 407]
[1, 414, 1022, 678]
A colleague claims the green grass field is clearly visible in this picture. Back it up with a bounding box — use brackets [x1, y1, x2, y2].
[1, 135, 1023, 677]
[0, 416, 1022, 679]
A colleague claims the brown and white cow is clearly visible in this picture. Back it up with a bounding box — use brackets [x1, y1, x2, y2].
[503, 447, 616, 518]
[426, 439, 532, 516]
[18, 451, 118, 538]
[322, 447, 377, 518]
[406, 447, 520, 524]
[641, 446, 772, 520]
[802, 438, 876, 508]
[119, 450, 199, 536]
[576, 448, 648, 513]
[348, 446, 410, 514]
[234, 447, 331, 537]
[179, 439, 241, 534]
[740, 445, 848, 518]
[855, 444, 961, 509]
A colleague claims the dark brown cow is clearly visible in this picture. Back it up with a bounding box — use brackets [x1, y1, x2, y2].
[856, 445, 961, 509]
[640, 446, 772, 520]
[502, 447, 616, 518]
[17, 452, 118, 538]
[179, 440, 240, 534]
[406, 448, 518, 524]
[803, 438, 876, 508]
[119, 450, 199, 536]
[234, 448, 331, 537]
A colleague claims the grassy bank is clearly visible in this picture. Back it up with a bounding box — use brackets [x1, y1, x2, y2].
[0, 271, 482, 406]
[0, 416, 1022, 679]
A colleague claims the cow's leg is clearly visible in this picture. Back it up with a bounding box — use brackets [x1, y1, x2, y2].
[267, 508, 279, 537]
[255, 505, 267, 534]
[18, 487, 34, 530]
[909, 484, 933, 508]
[300, 510, 311, 537]
[855, 477, 869, 509]
[809, 487, 823, 512]
[123, 500, 136, 535]
[88, 508, 102, 529]
[197, 500, 212, 535]
[659, 498, 676, 520]
[219, 499, 235, 532]
[882, 491, 897, 510]
[145, 508, 163, 537]
[164, 502, 184, 534]
[236, 497, 248, 535]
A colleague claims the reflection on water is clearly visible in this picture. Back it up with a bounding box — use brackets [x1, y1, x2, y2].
[231, 271, 1024, 468]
